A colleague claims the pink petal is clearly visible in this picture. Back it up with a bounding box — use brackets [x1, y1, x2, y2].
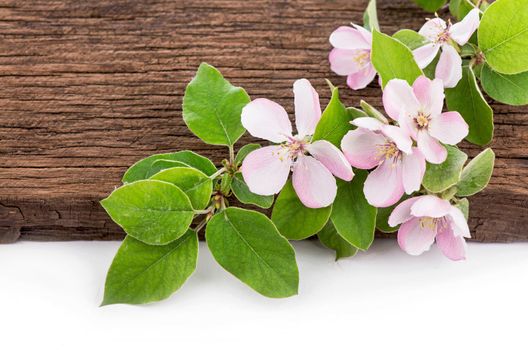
[381, 125, 412, 154]
[352, 24, 373, 45]
[341, 128, 385, 169]
[435, 45, 462, 88]
[412, 76, 445, 116]
[413, 43, 440, 69]
[241, 146, 292, 196]
[307, 140, 354, 181]
[388, 196, 421, 227]
[410, 195, 451, 218]
[436, 224, 468, 261]
[397, 217, 437, 256]
[364, 158, 404, 208]
[329, 26, 371, 50]
[383, 79, 420, 122]
[401, 147, 426, 194]
[329, 48, 368, 76]
[351, 117, 383, 131]
[418, 18, 447, 42]
[292, 155, 337, 208]
[448, 206, 471, 238]
[346, 63, 377, 90]
[449, 8, 480, 46]
[293, 78, 322, 138]
[241, 98, 292, 143]
[417, 131, 447, 164]
[429, 111, 468, 145]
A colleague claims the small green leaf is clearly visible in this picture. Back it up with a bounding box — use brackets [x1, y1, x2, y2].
[449, 0, 474, 20]
[347, 107, 369, 119]
[422, 146, 468, 193]
[363, 0, 379, 32]
[231, 173, 274, 209]
[445, 66, 494, 146]
[360, 100, 389, 123]
[146, 160, 189, 178]
[478, 0, 528, 74]
[235, 143, 261, 166]
[101, 231, 198, 306]
[371, 30, 423, 87]
[271, 180, 332, 240]
[330, 171, 377, 250]
[101, 180, 194, 245]
[151, 167, 213, 210]
[455, 198, 470, 220]
[312, 87, 354, 147]
[123, 151, 217, 183]
[318, 221, 358, 260]
[183, 63, 250, 146]
[481, 64, 528, 106]
[393, 29, 429, 50]
[206, 207, 299, 298]
[413, 0, 446, 12]
[376, 195, 409, 233]
[457, 148, 495, 197]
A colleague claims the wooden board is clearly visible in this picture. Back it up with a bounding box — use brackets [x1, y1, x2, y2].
[0, 0, 526, 243]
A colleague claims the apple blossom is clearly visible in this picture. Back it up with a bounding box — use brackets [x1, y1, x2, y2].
[389, 195, 471, 261]
[240, 79, 353, 208]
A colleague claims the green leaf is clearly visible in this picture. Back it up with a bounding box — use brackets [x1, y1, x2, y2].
[445, 66, 494, 146]
[271, 180, 332, 240]
[478, 0, 528, 74]
[347, 106, 369, 119]
[376, 195, 409, 233]
[235, 143, 261, 166]
[101, 180, 194, 245]
[371, 30, 423, 87]
[413, 0, 446, 12]
[449, 0, 474, 20]
[481, 64, 528, 106]
[206, 207, 299, 298]
[330, 171, 377, 250]
[231, 173, 274, 209]
[146, 160, 189, 178]
[359, 100, 389, 123]
[101, 230, 198, 306]
[363, 0, 379, 32]
[393, 29, 429, 50]
[123, 151, 217, 183]
[455, 198, 470, 220]
[457, 148, 495, 197]
[422, 146, 468, 193]
[183, 63, 250, 146]
[312, 86, 354, 147]
[150, 167, 213, 210]
[318, 221, 358, 260]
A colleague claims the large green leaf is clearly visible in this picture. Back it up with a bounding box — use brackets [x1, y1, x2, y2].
[146, 160, 189, 178]
[481, 64, 528, 106]
[151, 167, 213, 210]
[363, 0, 379, 32]
[445, 66, 494, 146]
[101, 180, 194, 245]
[122, 150, 217, 183]
[330, 171, 377, 250]
[231, 173, 274, 209]
[413, 0, 446, 12]
[271, 180, 332, 240]
[393, 29, 429, 50]
[312, 86, 354, 147]
[371, 30, 423, 88]
[478, 0, 528, 74]
[318, 221, 358, 261]
[101, 231, 198, 306]
[206, 207, 299, 298]
[422, 146, 468, 193]
[457, 148, 495, 197]
[182, 63, 250, 146]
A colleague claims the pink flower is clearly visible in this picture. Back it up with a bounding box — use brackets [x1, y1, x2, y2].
[413, 9, 480, 88]
[389, 195, 471, 261]
[329, 24, 376, 90]
[383, 76, 469, 164]
[341, 118, 425, 207]
[240, 79, 354, 208]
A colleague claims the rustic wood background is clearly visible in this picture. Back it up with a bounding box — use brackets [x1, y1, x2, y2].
[0, 0, 526, 243]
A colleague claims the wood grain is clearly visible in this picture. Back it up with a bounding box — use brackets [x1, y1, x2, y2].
[0, 0, 526, 243]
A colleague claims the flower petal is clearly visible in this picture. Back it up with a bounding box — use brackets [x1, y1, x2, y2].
[413, 43, 440, 69]
[341, 128, 385, 169]
[351, 117, 384, 131]
[329, 48, 368, 76]
[448, 206, 471, 238]
[241, 98, 292, 143]
[307, 140, 354, 181]
[429, 111, 468, 145]
[292, 155, 337, 208]
[436, 224, 468, 261]
[329, 26, 371, 50]
[352, 24, 373, 45]
[294, 78, 322, 138]
[364, 158, 404, 207]
[346, 63, 377, 90]
[435, 45, 463, 88]
[381, 125, 412, 154]
[449, 8, 480, 46]
[241, 146, 292, 196]
[418, 17, 447, 42]
[388, 196, 421, 227]
[383, 79, 420, 122]
[397, 217, 437, 256]
[410, 195, 451, 218]
[412, 76, 445, 116]
[402, 147, 426, 194]
[417, 130, 447, 164]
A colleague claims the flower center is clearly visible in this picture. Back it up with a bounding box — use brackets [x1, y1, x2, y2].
[419, 217, 448, 232]
[353, 50, 370, 67]
[415, 112, 430, 130]
[376, 141, 401, 161]
[278, 137, 308, 161]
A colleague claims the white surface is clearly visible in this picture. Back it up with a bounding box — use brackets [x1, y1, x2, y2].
[0, 239, 526, 349]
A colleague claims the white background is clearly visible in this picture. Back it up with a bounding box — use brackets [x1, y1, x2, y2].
[0, 239, 526, 349]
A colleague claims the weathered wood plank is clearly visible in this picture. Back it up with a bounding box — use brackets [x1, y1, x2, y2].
[0, 0, 526, 243]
